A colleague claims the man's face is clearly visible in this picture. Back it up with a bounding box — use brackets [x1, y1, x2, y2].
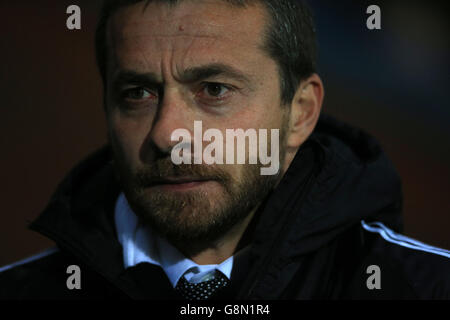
[105, 0, 290, 248]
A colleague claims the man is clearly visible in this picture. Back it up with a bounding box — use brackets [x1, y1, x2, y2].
[1, 0, 449, 300]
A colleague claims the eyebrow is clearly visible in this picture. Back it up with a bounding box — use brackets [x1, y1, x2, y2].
[111, 70, 160, 88]
[180, 63, 252, 85]
[111, 63, 252, 88]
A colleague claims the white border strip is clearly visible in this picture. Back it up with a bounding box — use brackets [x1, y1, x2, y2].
[0, 247, 59, 273]
[361, 220, 450, 258]
[369, 221, 448, 253]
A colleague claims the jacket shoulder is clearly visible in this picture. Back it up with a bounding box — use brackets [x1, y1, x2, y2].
[0, 248, 73, 299]
[353, 221, 450, 299]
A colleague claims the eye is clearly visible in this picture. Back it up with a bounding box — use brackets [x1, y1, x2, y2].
[203, 83, 230, 98]
[122, 87, 155, 101]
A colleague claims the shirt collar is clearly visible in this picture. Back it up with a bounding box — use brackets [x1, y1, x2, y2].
[114, 192, 233, 287]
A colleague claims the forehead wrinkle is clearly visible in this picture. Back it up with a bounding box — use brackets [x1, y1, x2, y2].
[138, 1, 246, 32]
[115, 7, 228, 38]
[114, 11, 239, 43]
[112, 1, 266, 45]
[172, 34, 215, 81]
[109, 0, 269, 84]
[116, 33, 229, 44]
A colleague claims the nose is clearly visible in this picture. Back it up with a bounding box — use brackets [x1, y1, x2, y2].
[148, 89, 194, 155]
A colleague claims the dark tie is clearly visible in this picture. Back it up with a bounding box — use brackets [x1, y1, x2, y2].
[175, 271, 230, 300]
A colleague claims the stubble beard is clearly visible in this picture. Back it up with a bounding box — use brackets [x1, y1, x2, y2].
[113, 124, 287, 256]
[120, 161, 280, 256]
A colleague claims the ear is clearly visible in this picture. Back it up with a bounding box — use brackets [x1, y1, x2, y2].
[286, 73, 324, 150]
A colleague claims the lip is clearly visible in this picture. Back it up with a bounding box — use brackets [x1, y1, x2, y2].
[147, 177, 215, 191]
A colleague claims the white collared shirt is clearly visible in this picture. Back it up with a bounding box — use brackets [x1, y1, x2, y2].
[114, 192, 233, 287]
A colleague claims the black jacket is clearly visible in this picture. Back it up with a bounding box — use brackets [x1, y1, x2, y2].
[1, 114, 449, 300]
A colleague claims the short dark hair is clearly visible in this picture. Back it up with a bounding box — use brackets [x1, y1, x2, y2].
[95, 0, 317, 105]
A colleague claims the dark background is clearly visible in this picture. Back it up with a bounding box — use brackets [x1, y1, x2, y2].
[0, 0, 449, 266]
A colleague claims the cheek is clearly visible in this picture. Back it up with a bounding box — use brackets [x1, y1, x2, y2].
[227, 103, 283, 131]
[108, 115, 147, 169]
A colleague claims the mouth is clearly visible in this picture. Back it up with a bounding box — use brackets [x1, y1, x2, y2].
[146, 177, 217, 191]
